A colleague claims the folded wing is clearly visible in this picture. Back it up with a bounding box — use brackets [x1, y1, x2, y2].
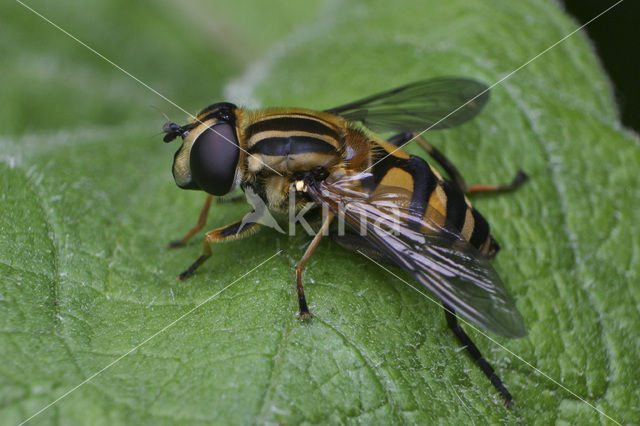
[306, 172, 525, 337]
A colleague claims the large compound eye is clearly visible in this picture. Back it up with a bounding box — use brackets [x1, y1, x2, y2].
[190, 123, 239, 195]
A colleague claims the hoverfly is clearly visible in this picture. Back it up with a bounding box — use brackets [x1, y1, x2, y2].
[162, 78, 528, 404]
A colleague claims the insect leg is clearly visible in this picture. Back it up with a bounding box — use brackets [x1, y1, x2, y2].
[295, 211, 335, 318]
[386, 132, 528, 194]
[464, 171, 528, 195]
[178, 211, 261, 280]
[443, 303, 512, 405]
[169, 194, 213, 248]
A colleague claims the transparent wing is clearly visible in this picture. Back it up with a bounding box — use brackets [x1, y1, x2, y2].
[325, 78, 490, 134]
[306, 172, 525, 338]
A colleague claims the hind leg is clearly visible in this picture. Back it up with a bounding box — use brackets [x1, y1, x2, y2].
[387, 132, 527, 194]
[443, 303, 513, 405]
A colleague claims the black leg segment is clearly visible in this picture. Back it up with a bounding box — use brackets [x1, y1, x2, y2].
[443, 303, 513, 406]
[178, 252, 211, 280]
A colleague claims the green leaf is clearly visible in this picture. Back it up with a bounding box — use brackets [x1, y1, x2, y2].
[1, 0, 638, 424]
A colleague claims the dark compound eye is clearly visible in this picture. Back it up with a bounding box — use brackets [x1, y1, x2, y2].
[189, 122, 239, 196]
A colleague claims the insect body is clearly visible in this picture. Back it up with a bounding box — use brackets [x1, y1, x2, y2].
[163, 78, 528, 404]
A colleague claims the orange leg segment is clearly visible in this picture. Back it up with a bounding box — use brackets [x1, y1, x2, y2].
[296, 211, 335, 318]
[169, 194, 213, 248]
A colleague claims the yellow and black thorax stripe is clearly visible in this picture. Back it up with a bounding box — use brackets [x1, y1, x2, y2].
[241, 110, 346, 174]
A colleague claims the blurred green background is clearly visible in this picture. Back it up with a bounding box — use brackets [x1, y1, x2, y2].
[1, 0, 639, 424]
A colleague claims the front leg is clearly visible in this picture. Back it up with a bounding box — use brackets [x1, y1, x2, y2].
[295, 211, 335, 318]
[169, 194, 213, 248]
[178, 211, 261, 280]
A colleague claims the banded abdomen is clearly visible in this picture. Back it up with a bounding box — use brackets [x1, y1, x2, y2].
[370, 140, 499, 257]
